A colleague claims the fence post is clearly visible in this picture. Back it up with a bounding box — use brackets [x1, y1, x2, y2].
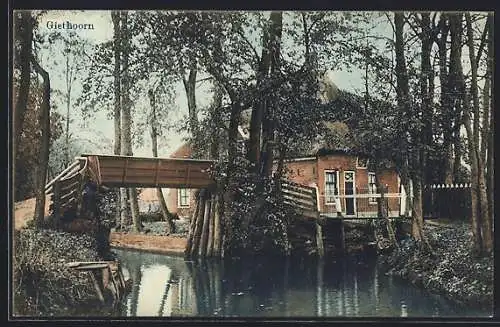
[400, 185, 407, 217]
[53, 180, 61, 228]
[335, 196, 342, 216]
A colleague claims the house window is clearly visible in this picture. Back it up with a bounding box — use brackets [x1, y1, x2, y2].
[368, 172, 377, 204]
[325, 171, 339, 204]
[178, 189, 190, 207]
[357, 157, 369, 168]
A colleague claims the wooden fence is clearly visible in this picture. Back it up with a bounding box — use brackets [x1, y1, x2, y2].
[423, 183, 472, 220]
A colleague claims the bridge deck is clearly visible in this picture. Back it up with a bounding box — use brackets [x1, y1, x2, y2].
[82, 154, 216, 188]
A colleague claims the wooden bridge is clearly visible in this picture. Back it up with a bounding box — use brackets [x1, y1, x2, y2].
[44, 154, 216, 222]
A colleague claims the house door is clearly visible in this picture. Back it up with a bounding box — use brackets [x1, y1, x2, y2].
[344, 171, 356, 216]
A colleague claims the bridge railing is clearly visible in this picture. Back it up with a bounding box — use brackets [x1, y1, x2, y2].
[318, 187, 405, 219]
[280, 179, 319, 219]
[46, 158, 89, 224]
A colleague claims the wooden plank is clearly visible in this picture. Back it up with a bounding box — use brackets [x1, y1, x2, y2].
[121, 175, 211, 184]
[282, 189, 316, 202]
[60, 197, 77, 209]
[60, 179, 80, 193]
[281, 179, 314, 189]
[100, 159, 211, 171]
[89, 271, 105, 303]
[282, 194, 316, 208]
[99, 169, 210, 180]
[99, 181, 214, 189]
[81, 153, 214, 163]
[122, 158, 129, 184]
[154, 160, 160, 186]
[67, 261, 117, 267]
[45, 160, 80, 192]
[60, 188, 79, 203]
[281, 183, 315, 196]
[74, 263, 109, 270]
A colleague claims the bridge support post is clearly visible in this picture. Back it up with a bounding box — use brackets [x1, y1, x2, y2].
[315, 219, 324, 258]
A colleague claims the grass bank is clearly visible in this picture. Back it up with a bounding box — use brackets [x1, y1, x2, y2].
[378, 220, 493, 311]
[12, 228, 113, 316]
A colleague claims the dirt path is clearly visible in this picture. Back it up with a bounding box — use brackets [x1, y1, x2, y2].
[110, 232, 186, 255]
[13, 197, 51, 230]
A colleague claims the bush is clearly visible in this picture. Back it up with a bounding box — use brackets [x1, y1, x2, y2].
[138, 212, 164, 223]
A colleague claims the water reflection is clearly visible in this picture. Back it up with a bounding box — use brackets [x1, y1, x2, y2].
[113, 249, 490, 318]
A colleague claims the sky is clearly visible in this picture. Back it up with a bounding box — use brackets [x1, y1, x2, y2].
[36, 10, 371, 158]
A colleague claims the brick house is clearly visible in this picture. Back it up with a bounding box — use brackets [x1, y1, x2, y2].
[280, 149, 401, 218]
[167, 141, 401, 219]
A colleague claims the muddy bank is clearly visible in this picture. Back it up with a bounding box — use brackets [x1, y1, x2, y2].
[378, 221, 493, 309]
[110, 232, 186, 255]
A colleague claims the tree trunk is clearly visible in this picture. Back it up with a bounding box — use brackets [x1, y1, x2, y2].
[185, 191, 201, 257]
[465, 13, 492, 254]
[120, 188, 130, 227]
[148, 88, 176, 234]
[207, 195, 216, 256]
[112, 11, 123, 229]
[212, 195, 222, 257]
[410, 177, 424, 241]
[436, 14, 454, 184]
[13, 11, 34, 174]
[483, 13, 494, 250]
[448, 13, 464, 183]
[120, 11, 141, 232]
[191, 190, 207, 257]
[226, 98, 242, 184]
[261, 12, 283, 178]
[64, 54, 72, 167]
[486, 14, 494, 231]
[419, 13, 433, 185]
[247, 17, 272, 171]
[199, 194, 212, 257]
[462, 13, 493, 253]
[31, 57, 51, 228]
[463, 98, 483, 254]
[183, 63, 198, 151]
[395, 12, 413, 224]
[459, 25, 482, 254]
[209, 84, 224, 160]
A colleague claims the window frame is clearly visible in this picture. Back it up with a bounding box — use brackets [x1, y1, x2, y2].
[324, 170, 340, 205]
[356, 157, 369, 169]
[178, 188, 190, 208]
[368, 172, 377, 204]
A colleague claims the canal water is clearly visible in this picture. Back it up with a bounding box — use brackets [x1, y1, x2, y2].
[111, 248, 491, 318]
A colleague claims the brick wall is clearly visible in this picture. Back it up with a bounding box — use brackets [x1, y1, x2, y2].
[166, 188, 198, 218]
[282, 159, 318, 187]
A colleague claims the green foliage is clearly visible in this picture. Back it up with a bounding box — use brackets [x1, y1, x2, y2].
[14, 81, 64, 201]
